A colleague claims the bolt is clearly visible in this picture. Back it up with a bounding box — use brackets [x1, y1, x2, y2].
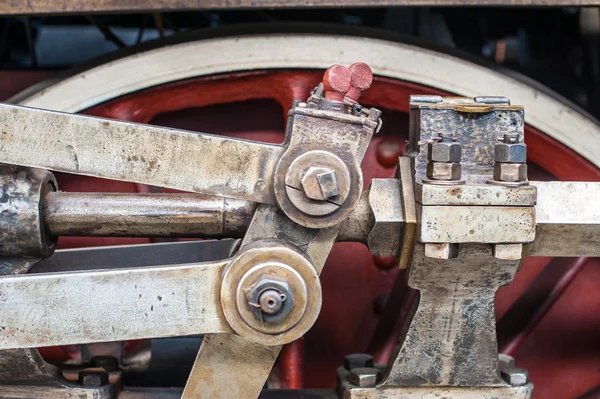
[90, 356, 119, 372]
[346, 62, 373, 103]
[348, 367, 381, 387]
[258, 289, 285, 315]
[501, 367, 528, 386]
[498, 353, 515, 371]
[79, 370, 109, 387]
[344, 353, 374, 371]
[301, 167, 339, 201]
[322, 64, 351, 102]
[246, 276, 294, 323]
[501, 133, 520, 144]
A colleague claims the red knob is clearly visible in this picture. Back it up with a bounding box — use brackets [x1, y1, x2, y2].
[322, 64, 352, 102]
[346, 62, 373, 103]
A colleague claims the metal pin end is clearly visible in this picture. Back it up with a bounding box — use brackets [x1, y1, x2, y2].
[474, 96, 510, 105]
[410, 95, 443, 104]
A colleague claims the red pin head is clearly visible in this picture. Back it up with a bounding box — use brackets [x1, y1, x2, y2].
[322, 64, 352, 102]
[346, 62, 373, 102]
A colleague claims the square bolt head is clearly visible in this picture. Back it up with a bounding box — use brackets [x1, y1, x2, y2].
[493, 163, 527, 182]
[344, 354, 374, 371]
[428, 142, 462, 163]
[426, 162, 461, 180]
[424, 243, 459, 259]
[348, 367, 381, 387]
[495, 143, 527, 163]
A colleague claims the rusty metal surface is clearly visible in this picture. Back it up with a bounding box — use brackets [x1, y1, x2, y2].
[1, 383, 115, 399]
[529, 181, 600, 256]
[0, 165, 56, 259]
[418, 205, 536, 243]
[0, 103, 282, 204]
[408, 98, 524, 184]
[382, 244, 519, 387]
[2, 0, 600, 16]
[44, 192, 256, 238]
[0, 259, 232, 350]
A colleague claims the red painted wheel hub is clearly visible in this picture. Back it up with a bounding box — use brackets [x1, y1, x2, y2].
[5, 69, 600, 398]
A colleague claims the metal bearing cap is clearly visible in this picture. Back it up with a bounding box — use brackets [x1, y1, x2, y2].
[0, 165, 57, 260]
[220, 241, 322, 346]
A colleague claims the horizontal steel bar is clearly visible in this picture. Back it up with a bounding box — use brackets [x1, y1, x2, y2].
[2, 0, 598, 16]
[0, 104, 282, 204]
[0, 261, 232, 349]
[529, 181, 600, 257]
[44, 192, 256, 238]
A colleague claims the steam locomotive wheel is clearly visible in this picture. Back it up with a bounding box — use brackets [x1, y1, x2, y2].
[11, 29, 600, 399]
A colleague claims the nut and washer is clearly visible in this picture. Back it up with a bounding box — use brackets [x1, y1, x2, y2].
[348, 367, 381, 387]
[300, 167, 340, 200]
[426, 162, 462, 181]
[245, 276, 294, 325]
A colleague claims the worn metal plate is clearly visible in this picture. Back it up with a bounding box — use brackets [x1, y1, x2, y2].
[415, 182, 537, 206]
[0, 261, 231, 349]
[0, 103, 282, 204]
[419, 205, 535, 243]
[408, 100, 524, 184]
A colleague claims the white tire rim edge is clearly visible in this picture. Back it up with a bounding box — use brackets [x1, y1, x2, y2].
[14, 33, 600, 168]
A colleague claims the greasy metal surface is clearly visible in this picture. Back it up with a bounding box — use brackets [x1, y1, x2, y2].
[0, 348, 58, 384]
[418, 205, 536, 243]
[530, 181, 600, 256]
[120, 388, 338, 399]
[30, 240, 240, 273]
[2, 0, 599, 15]
[0, 103, 282, 204]
[382, 244, 519, 387]
[367, 179, 404, 257]
[44, 192, 256, 238]
[415, 182, 537, 206]
[408, 98, 524, 184]
[397, 157, 417, 270]
[337, 191, 372, 245]
[0, 259, 232, 349]
[274, 103, 377, 228]
[0, 165, 56, 259]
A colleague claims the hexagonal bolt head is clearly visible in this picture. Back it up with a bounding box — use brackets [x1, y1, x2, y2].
[246, 276, 294, 324]
[79, 370, 109, 387]
[344, 353, 374, 371]
[427, 162, 461, 181]
[501, 367, 528, 387]
[493, 163, 527, 182]
[428, 141, 462, 163]
[348, 367, 381, 387]
[301, 167, 339, 200]
[495, 142, 527, 163]
[424, 243, 459, 259]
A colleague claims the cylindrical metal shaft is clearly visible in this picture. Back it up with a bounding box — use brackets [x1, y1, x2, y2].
[44, 192, 256, 238]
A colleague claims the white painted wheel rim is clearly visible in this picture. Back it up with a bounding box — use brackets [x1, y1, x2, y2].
[12, 33, 600, 168]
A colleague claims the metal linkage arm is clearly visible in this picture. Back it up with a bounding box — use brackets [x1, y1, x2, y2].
[0, 260, 231, 350]
[0, 103, 282, 204]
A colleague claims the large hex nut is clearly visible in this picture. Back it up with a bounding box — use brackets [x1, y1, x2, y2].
[495, 143, 527, 163]
[493, 163, 527, 182]
[428, 141, 462, 163]
[426, 162, 461, 180]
